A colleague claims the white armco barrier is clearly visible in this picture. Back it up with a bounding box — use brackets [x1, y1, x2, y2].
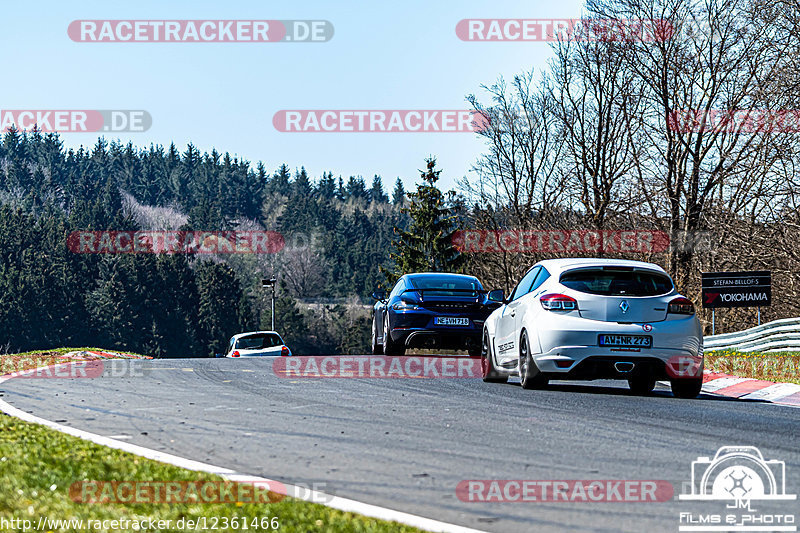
[704, 317, 800, 353]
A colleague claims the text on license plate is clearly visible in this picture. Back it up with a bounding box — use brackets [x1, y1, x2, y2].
[598, 334, 652, 348]
[434, 317, 470, 326]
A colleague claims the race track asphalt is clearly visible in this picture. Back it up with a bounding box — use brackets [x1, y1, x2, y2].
[2, 356, 799, 532]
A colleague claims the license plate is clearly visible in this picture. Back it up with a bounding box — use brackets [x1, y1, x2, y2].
[434, 317, 470, 326]
[599, 334, 652, 348]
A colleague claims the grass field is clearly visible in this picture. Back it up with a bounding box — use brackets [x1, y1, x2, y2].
[704, 349, 800, 384]
[0, 349, 422, 533]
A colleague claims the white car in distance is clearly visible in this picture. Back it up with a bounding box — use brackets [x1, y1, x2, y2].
[224, 331, 292, 357]
[480, 258, 703, 398]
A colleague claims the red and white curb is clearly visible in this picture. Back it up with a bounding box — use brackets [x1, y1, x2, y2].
[64, 350, 152, 360]
[702, 371, 800, 406]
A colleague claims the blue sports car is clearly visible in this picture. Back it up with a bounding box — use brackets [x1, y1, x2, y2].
[370, 272, 500, 356]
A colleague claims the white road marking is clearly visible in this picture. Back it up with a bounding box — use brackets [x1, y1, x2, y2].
[740, 383, 800, 402]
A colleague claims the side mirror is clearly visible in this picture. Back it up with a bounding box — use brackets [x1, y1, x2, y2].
[487, 289, 505, 303]
[371, 290, 387, 301]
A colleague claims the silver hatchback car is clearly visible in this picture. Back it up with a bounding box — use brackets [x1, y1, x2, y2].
[481, 258, 703, 398]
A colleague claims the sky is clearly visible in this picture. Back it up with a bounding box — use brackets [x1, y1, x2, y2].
[1, 0, 587, 192]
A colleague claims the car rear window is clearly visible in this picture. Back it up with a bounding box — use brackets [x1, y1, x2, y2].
[560, 269, 673, 296]
[408, 276, 482, 296]
[236, 333, 282, 349]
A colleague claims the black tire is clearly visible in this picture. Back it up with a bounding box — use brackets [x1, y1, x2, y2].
[383, 315, 405, 356]
[628, 376, 656, 395]
[519, 330, 548, 390]
[671, 378, 703, 399]
[480, 331, 507, 383]
[371, 317, 383, 355]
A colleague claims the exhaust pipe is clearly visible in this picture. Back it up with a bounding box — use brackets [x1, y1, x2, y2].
[614, 361, 635, 373]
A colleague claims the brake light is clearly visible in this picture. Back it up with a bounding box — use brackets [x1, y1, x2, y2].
[540, 293, 578, 311]
[281, 346, 290, 356]
[231, 350, 240, 357]
[668, 297, 695, 315]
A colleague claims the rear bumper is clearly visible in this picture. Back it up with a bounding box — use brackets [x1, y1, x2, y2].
[389, 307, 489, 349]
[391, 328, 482, 350]
[532, 350, 701, 380]
[524, 313, 702, 379]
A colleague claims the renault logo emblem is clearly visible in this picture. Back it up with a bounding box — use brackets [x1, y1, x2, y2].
[620, 300, 629, 313]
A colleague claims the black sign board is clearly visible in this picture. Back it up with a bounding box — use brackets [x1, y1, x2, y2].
[701, 271, 771, 309]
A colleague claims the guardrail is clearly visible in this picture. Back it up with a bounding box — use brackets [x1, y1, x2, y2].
[704, 317, 800, 353]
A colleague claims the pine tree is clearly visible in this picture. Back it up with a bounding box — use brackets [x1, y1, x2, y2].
[293, 167, 313, 198]
[345, 176, 367, 201]
[386, 158, 462, 281]
[335, 176, 346, 201]
[271, 164, 292, 196]
[392, 178, 406, 207]
[369, 175, 388, 204]
[318, 172, 336, 199]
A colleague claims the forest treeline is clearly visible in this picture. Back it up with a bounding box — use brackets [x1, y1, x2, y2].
[0, 129, 408, 356]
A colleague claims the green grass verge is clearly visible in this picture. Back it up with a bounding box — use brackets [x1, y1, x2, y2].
[704, 349, 800, 384]
[0, 350, 424, 533]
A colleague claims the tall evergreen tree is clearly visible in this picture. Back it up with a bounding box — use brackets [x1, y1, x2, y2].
[369, 175, 388, 204]
[392, 177, 406, 207]
[271, 164, 292, 196]
[387, 158, 462, 281]
[318, 172, 336, 199]
[345, 176, 367, 201]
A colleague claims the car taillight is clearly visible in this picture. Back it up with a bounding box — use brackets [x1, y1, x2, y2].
[232, 351, 240, 357]
[668, 297, 695, 315]
[540, 293, 578, 311]
[281, 346, 290, 356]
